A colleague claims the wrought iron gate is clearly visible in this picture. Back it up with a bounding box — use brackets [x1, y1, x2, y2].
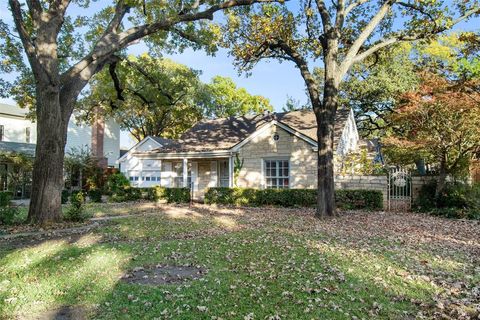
[388, 167, 412, 211]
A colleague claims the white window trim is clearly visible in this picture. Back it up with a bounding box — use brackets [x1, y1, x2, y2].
[263, 158, 290, 189]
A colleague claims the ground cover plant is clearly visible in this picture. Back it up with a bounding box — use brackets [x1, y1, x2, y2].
[0, 203, 478, 319]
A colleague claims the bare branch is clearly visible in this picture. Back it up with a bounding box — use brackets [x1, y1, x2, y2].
[269, 39, 320, 104]
[8, 0, 36, 60]
[344, 0, 369, 16]
[339, 0, 395, 75]
[350, 4, 480, 66]
[315, 0, 333, 32]
[104, 0, 130, 35]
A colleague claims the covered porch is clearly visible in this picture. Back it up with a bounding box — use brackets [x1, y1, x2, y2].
[125, 152, 235, 200]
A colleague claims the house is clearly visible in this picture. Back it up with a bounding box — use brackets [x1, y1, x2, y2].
[119, 108, 360, 199]
[0, 103, 121, 167]
[0, 103, 121, 196]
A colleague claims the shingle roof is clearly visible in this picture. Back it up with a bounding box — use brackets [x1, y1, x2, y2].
[147, 107, 351, 154]
[0, 103, 28, 118]
[0, 141, 36, 156]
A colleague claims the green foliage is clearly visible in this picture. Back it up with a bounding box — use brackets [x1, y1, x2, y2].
[0, 191, 20, 225]
[414, 181, 480, 219]
[64, 146, 103, 190]
[105, 173, 130, 195]
[108, 186, 190, 204]
[81, 56, 272, 142]
[205, 188, 383, 210]
[335, 190, 384, 211]
[233, 154, 244, 187]
[163, 188, 190, 204]
[65, 191, 91, 222]
[337, 149, 385, 175]
[88, 188, 103, 203]
[202, 76, 272, 118]
[61, 190, 70, 205]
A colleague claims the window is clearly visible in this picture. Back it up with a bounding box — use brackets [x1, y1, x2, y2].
[218, 160, 229, 187]
[264, 160, 289, 189]
[0, 125, 4, 141]
[173, 162, 193, 188]
[173, 162, 183, 187]
[25, 127, 31, 143]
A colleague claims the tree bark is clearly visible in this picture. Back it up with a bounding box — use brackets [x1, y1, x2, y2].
[434, 152, 447, 205]
[27, 88, 70, 224]
[314, 78, 338, 218]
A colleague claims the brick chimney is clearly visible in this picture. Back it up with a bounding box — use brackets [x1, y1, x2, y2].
[91, 108, 108, 168]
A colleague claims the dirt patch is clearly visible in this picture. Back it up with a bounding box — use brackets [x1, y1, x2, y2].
[22, 306, 90, 320]
[121, 264, 206, 285]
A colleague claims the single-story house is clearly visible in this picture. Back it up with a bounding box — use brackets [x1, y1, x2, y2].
[118, 108, 360, 199]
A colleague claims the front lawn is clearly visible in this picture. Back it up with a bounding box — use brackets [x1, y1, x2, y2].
[0, 204, 478, 319]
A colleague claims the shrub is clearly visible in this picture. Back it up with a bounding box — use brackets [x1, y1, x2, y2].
[88, 188, 103, 203]
[64, 191, 91, 222]
[205, 188, 383, 210]
[0, 191, 20, 225]
[61, 189, 70, 204]
[414, 181, 480, 219]
[164, 188, 190, 203]
[335, 189, 384, 210]
[105, 173, 130, 195]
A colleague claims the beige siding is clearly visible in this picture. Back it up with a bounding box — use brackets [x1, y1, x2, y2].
[236, 124, 317, 189]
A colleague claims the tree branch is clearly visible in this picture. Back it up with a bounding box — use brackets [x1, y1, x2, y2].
[315, 0, 333, 32]
[339, 0, 395, 75]
[8, 0, 36, 60]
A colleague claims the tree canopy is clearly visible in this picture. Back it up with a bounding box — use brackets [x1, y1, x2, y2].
[384, 73, 480, 199]
[80, 54, 272, 142]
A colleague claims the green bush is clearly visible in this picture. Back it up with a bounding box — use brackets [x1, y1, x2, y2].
[414, 181, 480, 219]
[65, 191, 91, 222]
[335, 189, 384, 210]
[88, 188, 103, 203]
[109, 186, 142, 203]
[61, 189, 70, 204]
[164, 188, 190, 203]
[108, 186, 190, 203]
[205, 188, 383, 210]
[105, 173, 130, 195]
[0, 191, 12, 207]
[0, 191, 20, 225]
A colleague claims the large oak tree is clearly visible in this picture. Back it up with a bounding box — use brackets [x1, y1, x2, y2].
[0, 0, 276, 224]
[223, 1, 479, 217]
[81, 55, 272, 142]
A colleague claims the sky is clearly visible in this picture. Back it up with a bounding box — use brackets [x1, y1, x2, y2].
[0, 1, 478, 149]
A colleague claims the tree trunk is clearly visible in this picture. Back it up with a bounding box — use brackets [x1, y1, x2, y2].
[27, 89, 70, 224]
[434, 153, 447, 206]
[314, 79, 338, 218]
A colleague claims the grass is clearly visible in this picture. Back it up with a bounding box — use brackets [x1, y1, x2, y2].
[0, 204, 478, 319]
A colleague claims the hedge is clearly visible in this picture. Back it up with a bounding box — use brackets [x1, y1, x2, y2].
[204, 187, 383, 210]
[109, 186, 190, 204]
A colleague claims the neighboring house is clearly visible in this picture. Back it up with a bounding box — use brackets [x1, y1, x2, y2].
[0, 102, 121, 197]
[119, 108, 361, 199]
[0, 103, 121, 167]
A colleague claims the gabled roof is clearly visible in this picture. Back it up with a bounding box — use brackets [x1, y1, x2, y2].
[146, 107, 352, 154]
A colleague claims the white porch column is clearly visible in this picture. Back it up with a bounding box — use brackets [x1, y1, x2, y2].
[182, 158, 188, 188]
[229, 154, 234, 188]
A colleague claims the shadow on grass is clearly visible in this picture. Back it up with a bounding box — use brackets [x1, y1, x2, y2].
[0, 205, 477, 319]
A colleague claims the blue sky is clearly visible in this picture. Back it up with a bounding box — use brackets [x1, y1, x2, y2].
[0, 1, 478, 148]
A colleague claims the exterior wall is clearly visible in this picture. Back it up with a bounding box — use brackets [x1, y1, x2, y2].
[0, 115, 37, 144]
[236, 124, 317, 189]
[334, 175, 389, 209]
[103, 119, 120, 167]
[65, 113, 92, 152]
